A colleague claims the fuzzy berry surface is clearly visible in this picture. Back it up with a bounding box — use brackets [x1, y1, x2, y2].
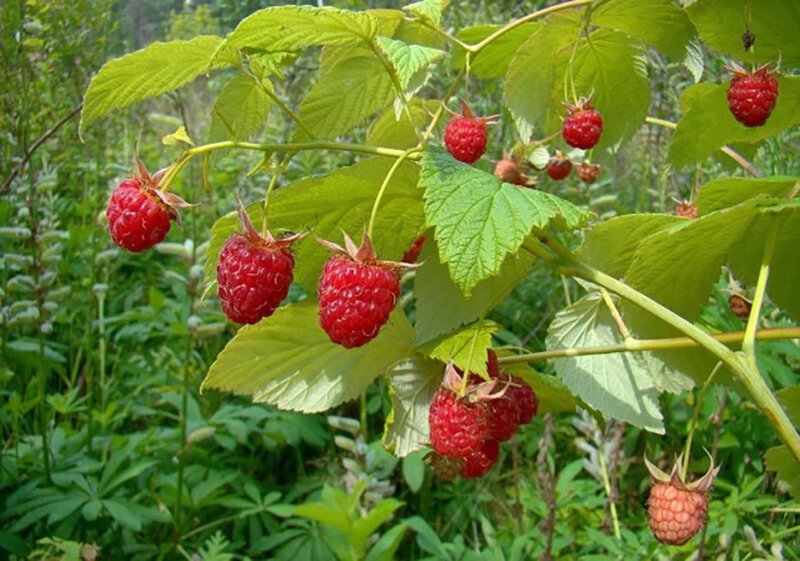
[727, 69, 779, 127]
[562, 108, 603, 149]
[460, 440, 499, 479]
[508, 376, 539, 424]
[578, 162, 600, 184]
[217, 234, 294, 325]
[648, 482, 709, 546]
[675, 202, 698, 219]
[106, 179, 174, 252]
[318, 256, 399, 348]
[547, 158, 572, 181]
[494, 159, 524, 185]
[429, 388, 490, 458]
[444, 116, 488, 163]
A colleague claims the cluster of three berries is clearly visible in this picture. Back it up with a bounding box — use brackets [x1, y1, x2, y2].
[427, 351, 539, 480]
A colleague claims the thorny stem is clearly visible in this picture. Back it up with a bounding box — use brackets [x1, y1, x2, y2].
[497, 327, 800, 365]
[644, 116, 762, 177]
[741, 219, 778, 361]
[681, 362, 723, 481]
[530, 230, 800, 463]
[469, 0, 594, 54]
[367, 148, 418, 239]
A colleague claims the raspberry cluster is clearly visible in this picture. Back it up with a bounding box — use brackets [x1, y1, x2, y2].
[428, 350, 539, 480]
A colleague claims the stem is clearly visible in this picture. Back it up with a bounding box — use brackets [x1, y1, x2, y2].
[597, 440, 621, 540]
[369, 41, 422, 144]
[459, 329, 481, 396]
[422, 69, 465, 142]
[537, 233, 800, 462]
[469, 0, 593, 53]
[367, 149, 417, 239]
[497, 327, 800, 364]
[681, 362, 723, 480]
[600, 288, 631, 340]
[742, 219, 778, 360]
[259, 81, 316, 140]
[262, 153, 293, 235]
[644, 116, 762, 177]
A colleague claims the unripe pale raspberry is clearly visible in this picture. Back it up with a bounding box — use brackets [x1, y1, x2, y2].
[494, 159, 525, 185]
[648, 482, 709, 546]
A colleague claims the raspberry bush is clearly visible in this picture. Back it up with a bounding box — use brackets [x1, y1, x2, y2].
[75, 0, 800, 555]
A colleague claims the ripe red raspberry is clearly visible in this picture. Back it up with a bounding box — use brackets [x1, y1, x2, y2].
[444, 102, 496, 163]
[402, 236, 426, 264]
[562, 99, 603, 150]
[106, 160, 189, 252]
[675, 201, 698, 219]
[507, 376, 538, 424]
[216, 205, 305, 324]
[460, 440, 499, 479]
[318, 233, 413, 348]
[646, 456, 719, 546]
[547, 152, 572, 181]
[727, 63, 779, 128]
[578, 161, 600, 184]
[429, 387, 490, 458]
[487, 394, 520, 442]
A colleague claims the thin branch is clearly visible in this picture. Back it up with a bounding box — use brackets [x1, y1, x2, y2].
[2, 104, 82, 194]
[644, 116, 762, 177]
[742, 219, 779, 359]
[497, 327, 800, 365]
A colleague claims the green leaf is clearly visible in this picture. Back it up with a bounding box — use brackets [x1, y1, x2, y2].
[623, 197, 765, 330]
[776, 386, 800, 428]
[668, 78, 800, 169]
[206, 158, 424, 292]
[403, 0, 446, 27]
[383, 357, 441, 457]
[453, 23, 542, 79]
[295, 55, 396, 141]
[765, 446, 800, 500]
[351, 498, 403, 551]
[367, 98, 437, 150]
[422, 320, 498, 378]
[420, 148, 590, 295]
[81, 36, 227, 135]
[364, 522, 408, 561]
[208, 74, 272, 142]
[687, 0, 800, 67]
[697, 176, 799, 215]
[592, 0, 695, 60]
[505, 26, 649, 148]
[577, 214, 685, 278]
[498, 357, 578, 414]
[293, 502, 352, 535]
[401, 452, 426, 493]
[728, 202, 800, 323]
[201, 301, 414, 412]
[162, 126, 195, 146]
[503, 16, 580, 139]
[413, 239, 534, 344]
[221, 6, 378, 54]
[103, 499, 143, 531]
[545, 291, 664, 432]
[375, 36, 445, 90]
[569, 29, 650, 150]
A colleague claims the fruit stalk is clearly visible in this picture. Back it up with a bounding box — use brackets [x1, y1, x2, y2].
[367, 148, 419, 239]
